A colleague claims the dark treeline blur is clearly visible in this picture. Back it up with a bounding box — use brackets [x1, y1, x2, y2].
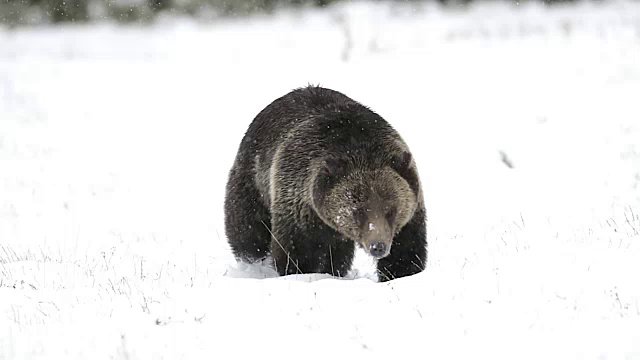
[0, 0, 587, 27]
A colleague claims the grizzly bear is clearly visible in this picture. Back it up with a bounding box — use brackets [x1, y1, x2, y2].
[224, 85, 427, 282]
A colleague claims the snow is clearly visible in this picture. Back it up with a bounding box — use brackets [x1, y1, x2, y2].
[2, 1, 640, 358]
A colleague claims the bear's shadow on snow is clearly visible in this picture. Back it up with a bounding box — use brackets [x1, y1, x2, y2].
[223, 257, 379, 283]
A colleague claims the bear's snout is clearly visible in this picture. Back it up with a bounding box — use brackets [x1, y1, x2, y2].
[369, 241, 389, 259]
[362, 217, 392, 259]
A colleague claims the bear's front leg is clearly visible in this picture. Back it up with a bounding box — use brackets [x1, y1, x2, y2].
[376, 208, 427, 282]
[270, 213, 355, 277]
[269, 218, 303, 276]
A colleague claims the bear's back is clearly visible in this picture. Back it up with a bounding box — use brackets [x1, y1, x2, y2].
[245, 86, 406, 186]
[276, 87, 398, 150]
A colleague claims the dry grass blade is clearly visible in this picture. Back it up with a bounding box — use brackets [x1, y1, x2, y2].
[261, 220, 301, 274]
[329, 245, 334, 276]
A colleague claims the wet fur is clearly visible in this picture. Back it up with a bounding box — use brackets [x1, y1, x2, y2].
[224, 85, 427, 281]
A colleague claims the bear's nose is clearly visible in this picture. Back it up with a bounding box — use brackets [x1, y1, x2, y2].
[369, 241, 387, 259]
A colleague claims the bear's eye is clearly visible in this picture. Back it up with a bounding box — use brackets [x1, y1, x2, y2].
[386, 208, 397, 225]
[354, 208, 367, 228]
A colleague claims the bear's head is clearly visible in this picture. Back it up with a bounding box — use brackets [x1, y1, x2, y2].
[311, 151, 419, 259]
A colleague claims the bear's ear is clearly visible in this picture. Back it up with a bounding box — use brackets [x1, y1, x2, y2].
[324, 157, 347, 179]
[312, 158, 346, 209]
[391, 151, 412, 172]
[391, 151, 420, 197]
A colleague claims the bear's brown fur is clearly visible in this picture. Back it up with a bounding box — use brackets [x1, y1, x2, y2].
[224, 85, 427, 281]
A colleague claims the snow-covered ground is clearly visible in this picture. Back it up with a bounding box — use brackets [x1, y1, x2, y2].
[2, 1, 640, 358]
